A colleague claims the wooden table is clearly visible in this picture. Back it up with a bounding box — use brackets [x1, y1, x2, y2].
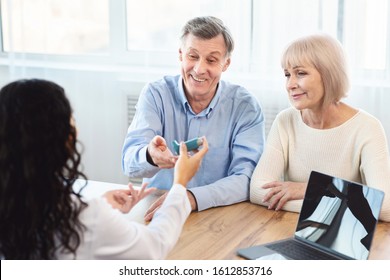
[167, 200, 297, 260]
[77, 180, 390, 260]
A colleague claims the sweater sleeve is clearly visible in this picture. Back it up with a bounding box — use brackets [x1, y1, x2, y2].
[250, 110, 303, 212]
[358, 115, 390, 222]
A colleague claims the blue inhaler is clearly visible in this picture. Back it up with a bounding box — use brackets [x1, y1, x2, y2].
[172, 137, 203, 155]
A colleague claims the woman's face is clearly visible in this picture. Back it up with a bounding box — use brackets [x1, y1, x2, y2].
[70, 116, 77, 135]
[284, 63, 325, 111]
[66, 116, 77, 153]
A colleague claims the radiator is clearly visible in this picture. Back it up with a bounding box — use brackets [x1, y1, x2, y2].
[127, 94, 138, 127]
[263, 105, 281, 137]
[126, 94, 143, 185]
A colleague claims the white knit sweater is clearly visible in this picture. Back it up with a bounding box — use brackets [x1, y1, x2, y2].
[250, 107, 390, 222]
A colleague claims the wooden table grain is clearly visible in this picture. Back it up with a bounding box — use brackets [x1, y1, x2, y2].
[166, 201, 390, 260]
[78, 180, 390, 260]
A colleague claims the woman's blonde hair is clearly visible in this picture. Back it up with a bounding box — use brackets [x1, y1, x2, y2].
[281, 34, 350, 106]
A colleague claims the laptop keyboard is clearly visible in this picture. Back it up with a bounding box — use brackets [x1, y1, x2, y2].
[266, 240, 338, 260]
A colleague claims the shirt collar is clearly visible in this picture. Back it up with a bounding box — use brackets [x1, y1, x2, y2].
[178, 76, 221, 118]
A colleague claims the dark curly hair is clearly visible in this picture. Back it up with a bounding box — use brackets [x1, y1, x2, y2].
[0, 79, 88, 259]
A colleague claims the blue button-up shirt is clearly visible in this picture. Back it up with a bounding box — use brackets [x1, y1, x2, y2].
[122, 75, 265, 211]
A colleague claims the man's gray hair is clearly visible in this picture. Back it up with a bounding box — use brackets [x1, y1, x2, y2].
[180, 16, 234, 57]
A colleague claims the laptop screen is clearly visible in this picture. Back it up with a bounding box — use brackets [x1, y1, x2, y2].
[295, 171, 384, 260]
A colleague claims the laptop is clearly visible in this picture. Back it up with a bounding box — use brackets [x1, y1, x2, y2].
[237, 171, 385, 260]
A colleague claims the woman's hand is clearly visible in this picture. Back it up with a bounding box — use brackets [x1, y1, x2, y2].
[104, 183, 156, 213]
[261, 181, 306, 211]
[144, 137, 209, 222]
[173, 136, 208, 186]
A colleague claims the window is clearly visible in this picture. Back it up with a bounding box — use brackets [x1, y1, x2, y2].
[1, 0, 109, 55]
[251, 0, 340, 81]
[1, 0, 389, 81]
[125, 0, 252, 71]
[250, 0, 390, 84]
[343, 0, 389, 73]
[362, 0, 388, 70]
